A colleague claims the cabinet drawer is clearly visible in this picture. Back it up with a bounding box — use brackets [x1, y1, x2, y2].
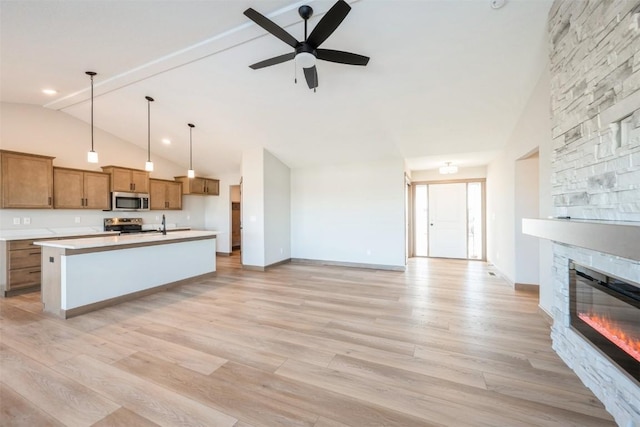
[9, 249, 41, 269]
[8, 240, 38, 251]
[8, 268, 41, 289]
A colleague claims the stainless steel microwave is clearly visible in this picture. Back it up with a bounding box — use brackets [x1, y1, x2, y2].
[111, 192, 150, 211]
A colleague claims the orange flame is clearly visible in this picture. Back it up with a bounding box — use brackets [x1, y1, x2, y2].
[578, 312, 640, 362]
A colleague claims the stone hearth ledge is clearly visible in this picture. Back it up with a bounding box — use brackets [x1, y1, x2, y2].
[522, 218, 640, 261]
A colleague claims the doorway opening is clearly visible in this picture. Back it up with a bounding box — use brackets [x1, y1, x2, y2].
[413, 180, 485, 260]
[230, 185, 241, 251]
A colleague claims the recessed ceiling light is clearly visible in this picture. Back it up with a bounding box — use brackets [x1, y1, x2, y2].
[162, 138, 171, 145]
[42, 88, 58, 95]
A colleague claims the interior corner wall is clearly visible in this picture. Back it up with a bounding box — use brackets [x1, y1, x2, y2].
[240, 147, 265, 267]
[514, 156, 540, 285]
[291, 158, 406, 268]
[487, 65, 552, 290]
[264, 150, 291, 266]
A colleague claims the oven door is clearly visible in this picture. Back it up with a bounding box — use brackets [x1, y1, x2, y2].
[112, 192, 149, 211]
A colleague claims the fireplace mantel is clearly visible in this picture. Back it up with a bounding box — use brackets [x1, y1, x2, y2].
[523, 218, 640, 261]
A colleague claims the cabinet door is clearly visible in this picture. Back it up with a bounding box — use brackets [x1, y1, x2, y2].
[190, 177, 206, 194]
[53, 168, 84, 208]
[149, 180, 166, 210]
[166, 181, 182, 209]
[131, 170, 149, 193]
[111, 168, 133, 192]
[84, 172, 110, 209]
[1, 152, 53, 208]
[205, 179, 220, 195]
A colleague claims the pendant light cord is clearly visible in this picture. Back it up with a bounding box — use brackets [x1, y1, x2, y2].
[147, 99, 151, 162]
[189, 125, 193, 170]
[90, 74, 94, 151]
[145, 96, 154, 162]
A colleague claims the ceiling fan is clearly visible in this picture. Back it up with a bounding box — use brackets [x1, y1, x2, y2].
[244, 0, 369, 91]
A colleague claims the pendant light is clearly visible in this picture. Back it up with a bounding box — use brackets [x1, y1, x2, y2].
[187, 123, 195, 178]
[145, 96, 154, 172]
[86, 71, 99, 163]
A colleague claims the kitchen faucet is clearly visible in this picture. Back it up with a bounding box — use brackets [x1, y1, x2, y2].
[161, 214, 166, 235]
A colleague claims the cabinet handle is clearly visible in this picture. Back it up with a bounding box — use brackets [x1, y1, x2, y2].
[85, 198, 88, 206]
[48, 196, 52, 205]
[29, 252, 40, 255]
[29, 270, 40, 274]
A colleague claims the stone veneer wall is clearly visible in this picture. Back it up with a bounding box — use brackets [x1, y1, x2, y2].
[548, 0, 640, 425]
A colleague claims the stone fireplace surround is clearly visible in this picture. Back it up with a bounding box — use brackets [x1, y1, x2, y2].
[524, 218, 640, 425]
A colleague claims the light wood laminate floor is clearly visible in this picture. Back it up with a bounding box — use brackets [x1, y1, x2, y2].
[1, 254, 615, 426]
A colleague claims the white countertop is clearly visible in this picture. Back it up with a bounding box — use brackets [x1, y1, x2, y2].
[0, 227, 119, 241]
[34, 230, 218, 250]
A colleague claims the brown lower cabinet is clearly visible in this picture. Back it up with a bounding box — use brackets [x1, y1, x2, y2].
[1, 234, 117, 297]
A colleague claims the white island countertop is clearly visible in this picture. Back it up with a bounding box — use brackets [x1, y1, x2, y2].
[35, 230, 218, 251]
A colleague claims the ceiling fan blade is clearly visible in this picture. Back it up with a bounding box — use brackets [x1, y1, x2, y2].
[244, 8, 298, 48]
[316, 49, 369, 66]
[250, 52, 296, 70]
[303, 66, 318, 89]
[307, 0, 351, 48]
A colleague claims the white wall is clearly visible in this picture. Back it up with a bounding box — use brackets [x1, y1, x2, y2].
[487, 66, 552, 298]
[240, 147, 265, 267]
[411, 166, 487, 182]
[0, 102, 222, 232]
[264, 150, 291, 265]
[514, 155, 540, 285]
[291, 158, 406, 268]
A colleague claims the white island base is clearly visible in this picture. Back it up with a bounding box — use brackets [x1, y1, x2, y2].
[35, 231, 217, 319]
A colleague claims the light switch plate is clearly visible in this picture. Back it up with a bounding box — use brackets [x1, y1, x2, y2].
[23, 217, 31, 225]
[13, 217, 20, 225]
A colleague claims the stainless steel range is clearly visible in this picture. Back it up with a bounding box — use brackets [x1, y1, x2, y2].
[104, 217, 148, 234]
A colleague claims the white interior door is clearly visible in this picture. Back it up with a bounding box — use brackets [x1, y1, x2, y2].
[428, 183, 467, 259]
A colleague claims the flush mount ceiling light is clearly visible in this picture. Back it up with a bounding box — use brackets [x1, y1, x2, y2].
[187, 123, 195, 179]
[85, 71, 99, 163]
[145, 96, 154, 172]
[439, 162, 459, 174]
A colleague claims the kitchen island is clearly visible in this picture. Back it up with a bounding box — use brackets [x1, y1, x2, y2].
[35, 230, 218, 319]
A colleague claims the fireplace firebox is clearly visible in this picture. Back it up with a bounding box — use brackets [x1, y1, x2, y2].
[569, 262, 640, 382]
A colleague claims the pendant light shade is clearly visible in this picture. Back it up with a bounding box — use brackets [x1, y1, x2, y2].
[187, 123, 195, 178]
[145, 96, 154, 172]
[439, 162, 458, 175]
[86, 71, 98, 163]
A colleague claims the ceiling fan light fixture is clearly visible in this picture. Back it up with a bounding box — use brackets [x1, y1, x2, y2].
[439, 162, 458, 175]
[296, 52, 316, 69]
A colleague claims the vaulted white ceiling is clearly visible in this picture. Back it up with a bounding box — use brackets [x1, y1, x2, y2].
[0, 0, 552, 176]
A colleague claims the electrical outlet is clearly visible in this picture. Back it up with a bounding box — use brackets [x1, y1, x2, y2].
[22, 217, 30, 225]
[155, 216, 160, 221]
[13, 217, 20, 225]
[74, 217, 81, 224]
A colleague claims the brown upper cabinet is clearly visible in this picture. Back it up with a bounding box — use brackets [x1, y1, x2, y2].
[0, 150, 54, 209]
[53, 167, 110, 209]
[174, 176, 219, 196]
[101, 166, 149, 193]
[149, 179, 182, 210]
